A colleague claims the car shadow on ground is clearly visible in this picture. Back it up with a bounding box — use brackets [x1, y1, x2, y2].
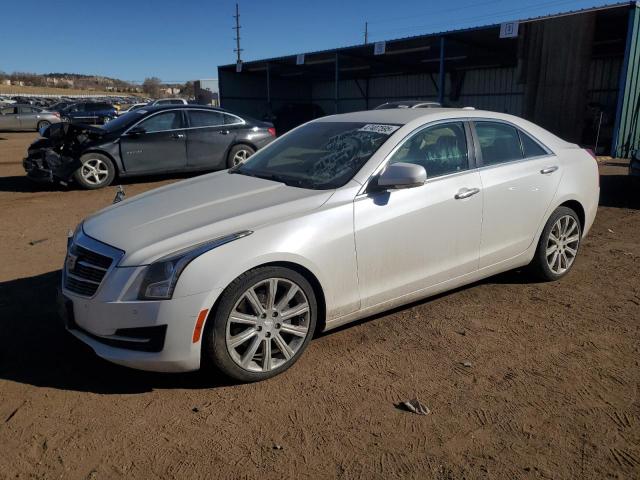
[0, 270, 234, 394]
[599, 173, 640, 210]
[0, 176, 63, 193]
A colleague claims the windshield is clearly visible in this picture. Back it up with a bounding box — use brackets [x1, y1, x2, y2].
[102, 110, 147, 132]
[231, 121, 399, 190]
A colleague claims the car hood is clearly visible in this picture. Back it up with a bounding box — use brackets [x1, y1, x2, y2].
[83, 170, 334, 266]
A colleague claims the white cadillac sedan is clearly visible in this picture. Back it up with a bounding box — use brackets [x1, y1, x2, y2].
[58, 108, 599, 381]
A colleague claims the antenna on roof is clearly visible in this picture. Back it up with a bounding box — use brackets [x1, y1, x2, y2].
[364, 22, 369, 44]
[233, 3, 243, 64]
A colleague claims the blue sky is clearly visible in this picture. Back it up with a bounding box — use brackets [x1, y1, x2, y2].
[0, 0, 620, 83]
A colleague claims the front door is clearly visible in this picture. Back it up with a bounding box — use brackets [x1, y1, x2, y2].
[120, 110, 187, 173]
[354, 121, 483, 308]
[472, 121, 562, 268]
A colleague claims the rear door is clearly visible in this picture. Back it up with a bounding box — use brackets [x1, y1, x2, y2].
[18, 106, 39, 129]
[473, 120, 562, 268]
[120, 110, 187, 173]
[185, 109, 233, 169]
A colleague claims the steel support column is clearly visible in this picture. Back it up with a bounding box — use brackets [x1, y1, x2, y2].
[266, 62, 272, 114]
[335, 53, 340, 114]
[438, 36, 446, 105]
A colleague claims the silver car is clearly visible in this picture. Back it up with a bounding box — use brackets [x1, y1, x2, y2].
[0, 104, 61, 131]
[58, 108, 599, 382]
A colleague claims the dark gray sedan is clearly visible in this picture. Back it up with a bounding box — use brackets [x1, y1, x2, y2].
[0, 104, 62, 131]
[23, 105, 276, 189]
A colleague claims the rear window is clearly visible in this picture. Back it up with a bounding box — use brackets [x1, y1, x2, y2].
[519, 131, 548, 158]
[188, 110, 224, 127]
[475, 122, 524, 166]
[224, 113, 244, 125]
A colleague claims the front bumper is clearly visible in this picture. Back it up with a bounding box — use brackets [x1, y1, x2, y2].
[23, 149, 79, 184]
[58, 286, 220, 372]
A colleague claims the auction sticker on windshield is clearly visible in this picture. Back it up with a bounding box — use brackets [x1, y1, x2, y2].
[358, 124, 400, 135]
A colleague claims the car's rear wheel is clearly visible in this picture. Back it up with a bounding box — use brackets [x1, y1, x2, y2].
[531, 206, 582, 281]
[37, 120, 51, 131]
[203, 266, 317, 382]
[227, 144, 255, 168]
[73, 153, 116, 190]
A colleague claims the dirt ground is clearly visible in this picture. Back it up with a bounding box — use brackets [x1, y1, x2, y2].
[0, 131, 638, 480]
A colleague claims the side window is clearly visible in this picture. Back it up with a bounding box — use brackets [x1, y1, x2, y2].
[475, 122, 523, 166]
[519, 130, 548, 158]
[18, 106, 36, 114]
[223, 113, 243, 125]
[188, 110, 224, 127]
[389, 122, 469, 178]
[139, 111, 183, 133]
[1, 107, 17, 115]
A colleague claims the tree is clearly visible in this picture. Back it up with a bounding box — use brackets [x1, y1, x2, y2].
[142, 77, 162, 98]
[181, 81, 195, 98]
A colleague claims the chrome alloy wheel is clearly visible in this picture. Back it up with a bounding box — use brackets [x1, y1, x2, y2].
[80, 158, 110, 186]
[232, 149, 250, 166]
[226, 278, 311, 373]
[546, 215, 580, 275]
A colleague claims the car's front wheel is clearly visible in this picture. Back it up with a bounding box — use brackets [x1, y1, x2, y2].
[531, 206, 582, 281]
[73, 153, 116, 189]
[203, 266, 317, 382]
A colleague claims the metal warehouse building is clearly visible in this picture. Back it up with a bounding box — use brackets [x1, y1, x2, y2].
[219, 2, 640, 157]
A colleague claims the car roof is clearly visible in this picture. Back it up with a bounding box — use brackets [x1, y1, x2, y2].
[317, 107, 575, 150]
[139, 104, 227, 113]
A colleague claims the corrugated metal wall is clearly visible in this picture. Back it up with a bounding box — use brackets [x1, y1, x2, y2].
[613, 4, 640, 157]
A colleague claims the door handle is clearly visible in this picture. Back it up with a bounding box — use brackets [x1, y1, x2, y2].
[218, 130, 230, 135]
[455, 187, 480, 200]
[540, 166, 558, 174]
[172, 133, 185, 139]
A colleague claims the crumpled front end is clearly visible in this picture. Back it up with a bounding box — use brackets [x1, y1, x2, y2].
[23, 123, 105, 184]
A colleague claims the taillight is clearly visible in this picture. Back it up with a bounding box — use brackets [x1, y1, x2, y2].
[268, 127, 276, 137]
[52, 112, 60, 118]
[585, 148, 596, 159]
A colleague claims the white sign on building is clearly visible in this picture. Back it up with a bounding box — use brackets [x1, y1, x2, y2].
[374, 41, 386, 55]
[499, 21, 519, 38]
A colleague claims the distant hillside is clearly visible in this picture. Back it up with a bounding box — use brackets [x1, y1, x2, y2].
[0, 71, 140, 93]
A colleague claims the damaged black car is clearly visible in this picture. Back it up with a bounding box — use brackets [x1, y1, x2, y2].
[23, 105, 276, 189]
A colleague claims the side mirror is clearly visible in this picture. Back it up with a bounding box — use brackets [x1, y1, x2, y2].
[127, 126, 146, 136]
[376, 162, 426, 189]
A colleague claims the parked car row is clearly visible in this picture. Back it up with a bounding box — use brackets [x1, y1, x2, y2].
[23, 105, 276, 188]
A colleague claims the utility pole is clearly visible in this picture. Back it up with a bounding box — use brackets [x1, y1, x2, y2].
[364, 21, 368, 44]
[233, 3, 243, 64]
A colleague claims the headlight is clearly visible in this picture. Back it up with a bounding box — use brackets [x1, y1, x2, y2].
[137, 230, 252, 300]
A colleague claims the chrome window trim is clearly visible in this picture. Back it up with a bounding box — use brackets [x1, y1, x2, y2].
[357, 117, 475, 196]
[124, 108, 246, 135]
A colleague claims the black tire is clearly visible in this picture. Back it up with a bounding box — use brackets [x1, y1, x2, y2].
[530, 206, 582, 281]
[37, 120, 51, 131]
[226, 144, 255, 169]
[73, 153, 116, 190]
[203, 266, 318, 382]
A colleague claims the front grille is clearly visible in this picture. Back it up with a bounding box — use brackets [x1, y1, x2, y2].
[64, 244, 114, 297]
